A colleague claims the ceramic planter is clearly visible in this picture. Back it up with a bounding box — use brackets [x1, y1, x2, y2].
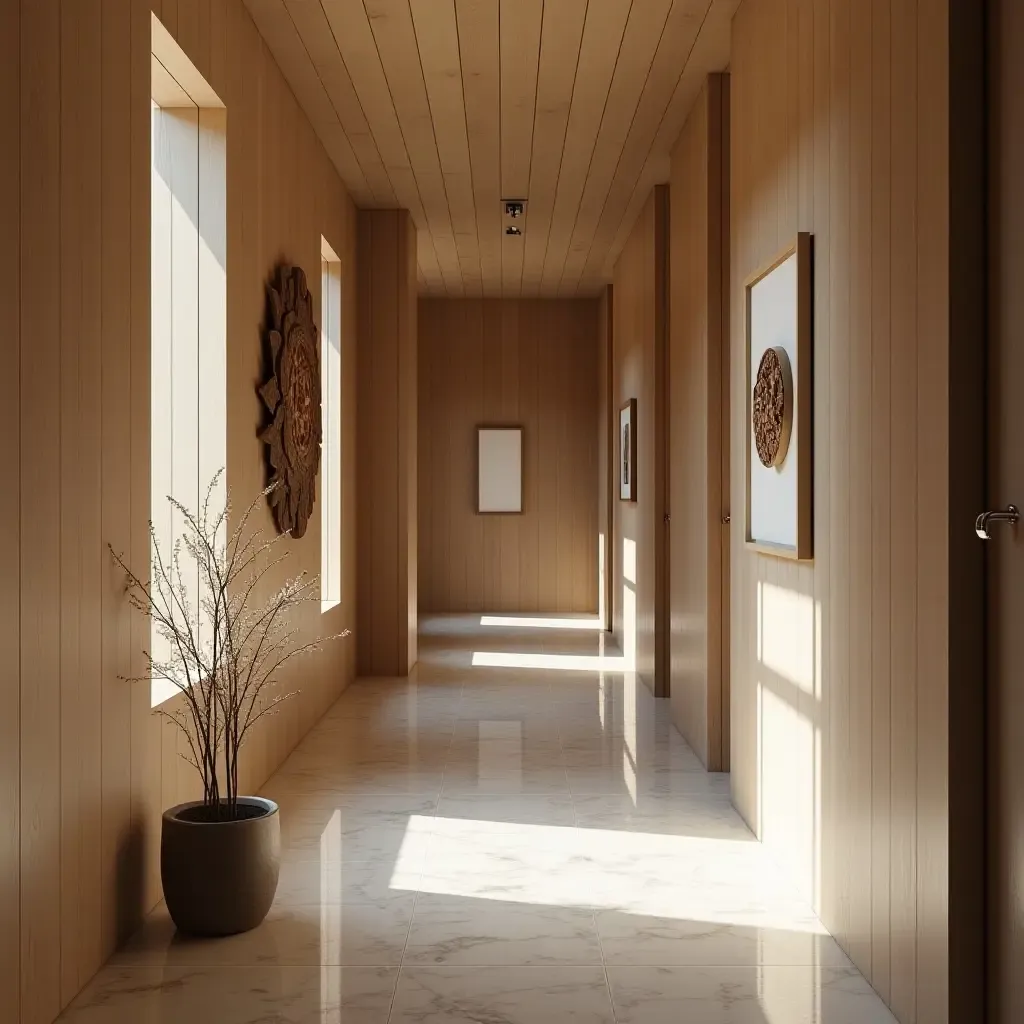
[161, 796, 280, 936]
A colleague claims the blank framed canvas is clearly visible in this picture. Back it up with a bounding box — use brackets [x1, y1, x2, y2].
[477, 426, 523, 514]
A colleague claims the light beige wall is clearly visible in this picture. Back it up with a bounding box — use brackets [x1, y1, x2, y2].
[418, 298, 600, 614]
[1, 2, 359, 1021]
[667, 75, 730, 770]
[729, 0, 960, 1021]
[611, 187, 668, 695]
[357, 209, 418, 675]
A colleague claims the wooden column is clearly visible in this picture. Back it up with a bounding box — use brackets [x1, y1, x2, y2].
[357, 209, 418, 676]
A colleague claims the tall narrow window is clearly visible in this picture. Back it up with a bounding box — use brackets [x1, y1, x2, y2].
[150, 14, 226, 706]
[321, 237, 342, 612]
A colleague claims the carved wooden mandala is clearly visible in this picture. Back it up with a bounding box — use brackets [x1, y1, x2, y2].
[258, 265, 321, 539]
[752, 346, 793, 468]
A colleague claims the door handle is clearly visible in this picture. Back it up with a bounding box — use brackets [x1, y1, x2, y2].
[976, 505, 1020, 540]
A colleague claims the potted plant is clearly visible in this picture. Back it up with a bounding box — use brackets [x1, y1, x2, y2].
[110, 472, 347, 935]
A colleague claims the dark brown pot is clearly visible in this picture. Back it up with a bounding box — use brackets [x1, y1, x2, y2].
[161, 796, 280, 936]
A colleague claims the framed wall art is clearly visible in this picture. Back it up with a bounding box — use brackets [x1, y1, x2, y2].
[744, 233, 813, 560]
[619, 399, 637, 502]
[477, 426, 523, 514]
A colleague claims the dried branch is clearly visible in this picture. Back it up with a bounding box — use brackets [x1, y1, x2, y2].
[110, 472, 350, 819]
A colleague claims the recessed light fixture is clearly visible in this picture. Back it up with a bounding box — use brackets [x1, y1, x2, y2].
[504, 200, 526, 218]
[505, 226, 522, 236]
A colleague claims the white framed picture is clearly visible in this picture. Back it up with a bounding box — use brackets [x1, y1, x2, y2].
[477, 426, 523, 514]
[744, 232, 813, 560]
[619, 399, 637, 502]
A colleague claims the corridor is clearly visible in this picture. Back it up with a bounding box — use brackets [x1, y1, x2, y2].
[59, 617, 897, 1023]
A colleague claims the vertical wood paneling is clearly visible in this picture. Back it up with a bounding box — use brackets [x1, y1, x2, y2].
[828, 0, 852, 948]
[729, 0, 952, 1020]
[870, 0, 893, 999]
[20, 3, 63, 1021]
[889, 1, 919, 1018]
[399, 212, 419, 670]
[7, 2, 362, 1019]
[100, 0, 134, 956]
[128, 0, 152, 959]
[418, 299, 599, 614]
[518, 303, 541, 610]
[482, 304, 502, 609]
[0, 0, 20, 1019]
[77, 0, 104, 985]
[58, 0, 83, 1004]
[848, 0, 873, 974]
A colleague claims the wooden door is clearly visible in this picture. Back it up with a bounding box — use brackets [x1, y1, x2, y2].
[989, 2, 1024, 1018]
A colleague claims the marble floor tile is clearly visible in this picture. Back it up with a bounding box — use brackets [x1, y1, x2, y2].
[113, 899, 416, 967]
[405, 896, 603, 965]
[275, 763, 448, 796]
[595, 908, 853, 967]
[389, 966, 616, 1024]
[259, 791, 439, 826]
[280, 823, 430, 865]
[606, 965, 898, 1023]
[564, 764, 730, 797]
[433, 793, 577, 829]
[439, 764, 572, 797]
[57, 966, 400, 1024]
[274, 856, 421, 905]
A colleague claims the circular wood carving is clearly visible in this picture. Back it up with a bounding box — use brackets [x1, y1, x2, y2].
[258, 265, 322, 539]
[752, 346, 793, 468]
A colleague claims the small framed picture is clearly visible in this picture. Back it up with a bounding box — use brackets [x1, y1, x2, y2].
[619, 399, 637, 502]
[477, 425, 523, 514]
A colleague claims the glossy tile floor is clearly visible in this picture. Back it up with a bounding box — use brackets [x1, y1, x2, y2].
[60, 615, 897, 1023]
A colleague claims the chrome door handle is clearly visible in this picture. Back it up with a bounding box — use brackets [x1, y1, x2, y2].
[976, 505, 1020, 539]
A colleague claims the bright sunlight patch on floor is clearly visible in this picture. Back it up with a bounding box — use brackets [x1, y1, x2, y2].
[386, 815, 829, 934]
[471, 650, 629, 671]
[479, 615, 605, 630]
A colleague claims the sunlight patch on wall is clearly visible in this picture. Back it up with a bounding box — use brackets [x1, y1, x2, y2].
[757, 581, 815, 695]
[623, 536, 637, 585]
[622, 581, 637, 670]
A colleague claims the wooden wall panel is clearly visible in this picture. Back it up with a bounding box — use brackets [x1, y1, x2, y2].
[418, 298, 600, 614]
[0, 2, 19, 1019]
[610, 187, 668, 695]
[666, 76, 728, 770]
[729, 1, 958, 1020]
[357, 209, 418, 675]
[21, 3, 63, 1021]
[5, 3, 361, 1021]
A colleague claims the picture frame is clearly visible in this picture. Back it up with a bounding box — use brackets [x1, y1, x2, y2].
[744, 232, 813, 560]
[619, 399, 637, 502]
[476, 425, 523, 514]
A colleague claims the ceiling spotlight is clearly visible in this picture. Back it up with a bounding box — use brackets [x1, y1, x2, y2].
[505, 226, 522, 236]
[504, 200, 526, 219]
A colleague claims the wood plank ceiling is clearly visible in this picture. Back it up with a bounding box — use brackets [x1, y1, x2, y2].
[244, 0, 737, 296]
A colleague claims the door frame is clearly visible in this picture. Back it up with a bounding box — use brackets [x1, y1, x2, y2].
[951, 0, 986, 1018]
